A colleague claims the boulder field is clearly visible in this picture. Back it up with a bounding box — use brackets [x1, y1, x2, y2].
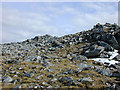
[1, 23, 120, 89]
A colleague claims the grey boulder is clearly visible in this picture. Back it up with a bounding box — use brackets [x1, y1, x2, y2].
[84, 46, 104, 58]
[97, 41, 113, 51]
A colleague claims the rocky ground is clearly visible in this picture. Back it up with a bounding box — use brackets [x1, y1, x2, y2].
[1, 23, 120, 89]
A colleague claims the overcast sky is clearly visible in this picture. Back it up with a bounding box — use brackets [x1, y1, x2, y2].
[2, 2, 118, 43]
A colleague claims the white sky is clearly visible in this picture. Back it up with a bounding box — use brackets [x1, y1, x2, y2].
[1, 1, 119, 43]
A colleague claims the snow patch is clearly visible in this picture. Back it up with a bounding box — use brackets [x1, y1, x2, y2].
[89, 58, 118, 65]
[89, 50, 119, 65]
[108, 50, 119, 60]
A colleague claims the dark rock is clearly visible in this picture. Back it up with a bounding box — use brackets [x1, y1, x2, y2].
[17, 79, 21, 82]
[26, 39, 32, 43]
[97, 41, 113, 51]
[47, 75, 54, 78]
[33, 69, 37, 73]
[109, 64, 117, 69]
[84, 46, 104, 58]
[101, 34, 119, 50]
[11, 79, 17, 84]
[62, 71, 68, 74]
[112, 73, 120, 77]
[74, 69, 82, 74]
[58, 77, 73, 85]
[67, 69, 73, 74]
[115, 31, 120, 46]
[116, 78, 120, 81]
[99, 51, 111, 58]
[32, 36, 41, 41]
[116, 63, 120, 66]
[9, 71, 16, 74]
[51, 40, 61, 47]
[4, 60, 18, 64]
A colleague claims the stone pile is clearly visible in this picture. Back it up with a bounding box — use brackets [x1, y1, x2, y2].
[1, 23, 120, 89]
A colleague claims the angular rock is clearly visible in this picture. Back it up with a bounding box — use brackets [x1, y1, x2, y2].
[84, 46, 104, 58]
[58, 77, 73, 85]
[101, 34, 119, 50]
[99, 51, 111, 58]
[97, 41, 113, 51]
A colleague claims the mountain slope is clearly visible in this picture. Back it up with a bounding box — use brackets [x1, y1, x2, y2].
[1, 23, 120, 89]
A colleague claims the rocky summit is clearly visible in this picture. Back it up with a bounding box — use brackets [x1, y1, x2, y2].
[1, 23, 120, 89]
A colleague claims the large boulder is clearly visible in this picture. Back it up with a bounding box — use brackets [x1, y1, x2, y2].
[101, 34, 119, 50]
[97, 41, 113, 51]
[84, 46, 105, 58]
